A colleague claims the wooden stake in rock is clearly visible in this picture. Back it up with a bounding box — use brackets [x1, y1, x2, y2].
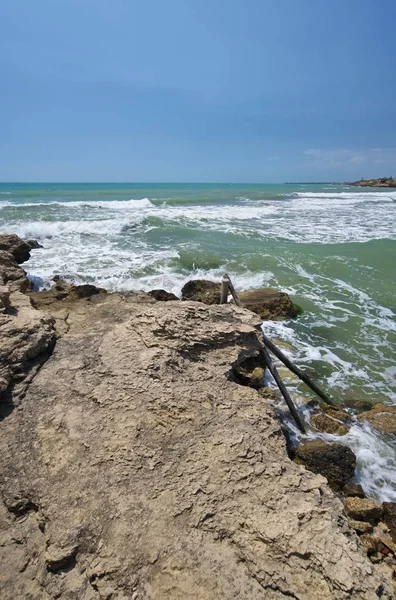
[261, 346, 306, 434]
[262, 334, 336, 407]
[220, 275, 229, 304]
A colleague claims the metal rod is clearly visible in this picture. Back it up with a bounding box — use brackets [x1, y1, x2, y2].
[262, 334, 336, 407]
[262, 347, 306, 433]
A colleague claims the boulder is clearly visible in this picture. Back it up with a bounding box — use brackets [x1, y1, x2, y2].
[25, 239, 43, 250]
[237, 288, 298, 320]
[344, 497, 383, 522]
[343, 483, 366, 498]
[68, 283, 107, 299]
[181, 279, 221, 305]
[343, 398, 375, 411]
[148, 289, 179, 302]
[311, 413, 350, 435]
[383, 503, 396, 542]
[295, 441, 356, 490]
[357, 404, 396, 434]
[0, 233, 31, 263]
[0, 249, 32, 293]
[321, 404, 351, 421]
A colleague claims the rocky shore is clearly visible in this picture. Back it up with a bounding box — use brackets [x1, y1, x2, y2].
[1, 234, 395, 599]
[350, 178, 396, 188]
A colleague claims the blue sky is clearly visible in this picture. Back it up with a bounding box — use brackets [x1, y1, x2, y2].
[1, 0, 396, 182]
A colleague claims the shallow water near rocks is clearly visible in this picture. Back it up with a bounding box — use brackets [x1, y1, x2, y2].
[1, 181, 395, 500]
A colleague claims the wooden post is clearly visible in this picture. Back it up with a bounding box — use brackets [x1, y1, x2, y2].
[262, 347, 306, 433]
[224, 274, 242, 307]
[220, 275, 229, 304]
[262, 334, 336, 407]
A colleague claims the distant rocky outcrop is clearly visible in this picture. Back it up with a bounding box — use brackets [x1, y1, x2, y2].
[351, 178, 396, 188]
[0, 234, 394, 599]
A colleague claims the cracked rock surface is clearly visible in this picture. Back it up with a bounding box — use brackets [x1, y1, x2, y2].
[0, 294, 392, 599]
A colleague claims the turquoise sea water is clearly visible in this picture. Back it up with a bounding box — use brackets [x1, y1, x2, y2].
[1, 182, 395, 500]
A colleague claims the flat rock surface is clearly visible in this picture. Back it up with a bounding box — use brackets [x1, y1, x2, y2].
[0, 295, 392, 599]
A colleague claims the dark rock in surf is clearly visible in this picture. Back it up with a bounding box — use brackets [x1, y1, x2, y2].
[236, 288, 299, 320]
[26, 239, 43, 250]
[0, 233, 31, 264]
[343, 483, 366, 498]
[295, 441, 356, 490]
[149, 289, 179, 302]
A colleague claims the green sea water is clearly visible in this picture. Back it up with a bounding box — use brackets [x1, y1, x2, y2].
[1, 181, 395, 499]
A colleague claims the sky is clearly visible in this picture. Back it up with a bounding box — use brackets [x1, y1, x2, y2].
[1, 0, 396, 182]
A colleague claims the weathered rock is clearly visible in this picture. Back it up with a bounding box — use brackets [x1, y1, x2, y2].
[295, 441, 356, 490]
[349, 519, 373, 534]
[0, 249, 32, 293]
[321, 404, 351, 421]
[0, 292, 56, 415]
[181, 279, 221, 304]
[383, 503, 396, 542]
[0, 233, 31, 263]
[311, 413, 350, 435]
[345, 497, 383, 522]
[0, 285, 10, 311]
[0, 298, 391, 599]
[237, 288, 298, 320]
[344, 483, 366, 498]
[149, 289, 179, 302]
[359, 534, 384, 554]
[358, 404, 396, 434]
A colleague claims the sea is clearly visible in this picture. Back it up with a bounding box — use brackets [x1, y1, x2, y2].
[1, 182, 395, 501]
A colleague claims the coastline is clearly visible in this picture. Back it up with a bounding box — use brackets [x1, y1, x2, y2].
[1, 233, 396, 598]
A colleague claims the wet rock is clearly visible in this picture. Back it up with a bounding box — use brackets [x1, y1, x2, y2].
[343, 398, 376, 411]
[344, 497, 383, 522]
[357, 404, 396, 434]
[343, 483, 366, 498]
[236, 288, 299, 320]
[295, 441, 356, 490]
[348, 519, 373, 534]
[181, 279, 220, 305]
[383, 503, 396, 542]
[321, 404, 351, 421]
[25, 239, 43, 250]
[311, 413, 350, 435]
[148, 289, 179, 302]
[0, 233, 31, 263]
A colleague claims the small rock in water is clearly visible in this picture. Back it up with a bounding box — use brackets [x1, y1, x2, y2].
[236, 287, 298, 320]
[344, 497, 383, 522]
[357, 403, 396, 434]
[311, 413, 350, 436]
[181, 279, 221, 305]
[343, 483, 365, 498]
